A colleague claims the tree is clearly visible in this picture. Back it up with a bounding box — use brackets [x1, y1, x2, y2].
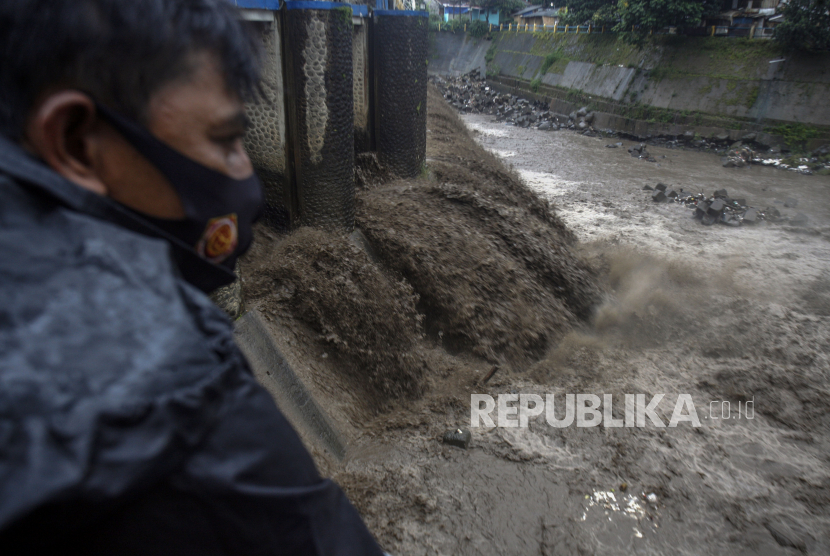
[775, 0, 830, 52]
[561, 0, 618, 26]
[561, 0, 720, 42]
[615, 0, 720, 43]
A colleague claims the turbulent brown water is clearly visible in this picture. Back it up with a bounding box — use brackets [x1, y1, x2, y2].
[334, 117, 830, 555]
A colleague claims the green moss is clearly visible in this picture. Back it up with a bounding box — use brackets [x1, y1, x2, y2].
[766, 123, 821, 151]
[485, 42, 496, 64]
[745, 85, 760, 108]
[530, 77, 541, 92]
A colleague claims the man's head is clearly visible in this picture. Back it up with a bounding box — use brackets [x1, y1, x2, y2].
[0, 0, 261, 219]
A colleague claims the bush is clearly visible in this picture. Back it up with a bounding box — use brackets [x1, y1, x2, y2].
[775, 0, 830, 52]
[468, 19, 490, 38]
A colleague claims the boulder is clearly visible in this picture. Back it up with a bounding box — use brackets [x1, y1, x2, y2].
[577, 107, 588, 117]
[655, 183, 668, 191]
[708, 199, 725, 214]
[652, 190, 667, 202]
[713, 189, 728, 198]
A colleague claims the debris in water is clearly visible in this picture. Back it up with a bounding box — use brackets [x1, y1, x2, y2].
[442, 428, 472, 449]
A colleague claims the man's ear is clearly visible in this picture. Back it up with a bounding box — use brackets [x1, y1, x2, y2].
[23, 91, 109, 195]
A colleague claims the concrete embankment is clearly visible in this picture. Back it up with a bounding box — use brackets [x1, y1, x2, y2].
[430, 31, 830, 148]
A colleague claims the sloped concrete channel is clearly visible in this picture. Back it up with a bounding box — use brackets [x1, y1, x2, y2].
[234, 311, 347, 460]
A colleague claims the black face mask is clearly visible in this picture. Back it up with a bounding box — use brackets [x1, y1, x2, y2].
[94, 102, 264, 280]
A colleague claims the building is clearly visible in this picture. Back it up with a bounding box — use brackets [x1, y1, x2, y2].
[436, 1, 470, 21]
[470, 6, 500, 25]
[518, 7, 565, 27]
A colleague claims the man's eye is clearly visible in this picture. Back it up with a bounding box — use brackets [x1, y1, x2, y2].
[214, 133, 245, 147]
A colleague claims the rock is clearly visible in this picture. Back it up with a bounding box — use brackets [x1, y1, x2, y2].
[715, 133, 729, 142]
[643, 185, 654, 190]
[442, 428, 472, 449]
[722, 213, 740, 226]
[784, 197, 798, 208]
[708, 199, 725, 214]
[578, 121, 588, 130]
[730, 141, 743, 149]
[713, 189, 728, 198]
[741, 132, 756, 142]
[606, 143, 618, 148]
[701, 213, 717, 226]
[743, 208, 758, 223]
[695, 201, 710, 218]
[568, 111, 577, 120]
[538, 121, 552, 131]
[652, 190, 667, 202]
[734, 198, 747, 206]
[667, 190, 678, 198]
[584, 111, 595, 124]
[655, 183, 668, 191]
[764, 522, 806, 552]
[723, 159, 736, 168]
[577, 106, 588, 117]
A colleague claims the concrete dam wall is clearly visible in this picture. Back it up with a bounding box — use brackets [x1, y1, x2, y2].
[429, 31, 830, 136]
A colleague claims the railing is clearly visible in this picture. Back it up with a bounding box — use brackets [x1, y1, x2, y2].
[432, 22, 775, 39]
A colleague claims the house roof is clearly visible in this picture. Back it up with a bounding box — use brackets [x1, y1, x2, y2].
[513, 5, 542, 16]
[521, 8, 561, 17]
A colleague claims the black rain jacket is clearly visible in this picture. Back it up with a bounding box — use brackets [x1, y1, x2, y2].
[0, 134, 384, 556]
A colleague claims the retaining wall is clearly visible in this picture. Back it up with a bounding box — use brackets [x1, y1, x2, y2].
[430, 31, 830, 131]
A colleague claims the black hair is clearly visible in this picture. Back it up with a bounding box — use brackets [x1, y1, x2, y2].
[0, 0, 261, 140]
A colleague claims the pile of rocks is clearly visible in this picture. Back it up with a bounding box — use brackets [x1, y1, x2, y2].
[627, 143, 656, 162]
[644, 185, 808, 227]
[430, 73, 604, 136]
[723, 145, 754, 168]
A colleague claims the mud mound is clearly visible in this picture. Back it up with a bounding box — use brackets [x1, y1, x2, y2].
[353, 87, 600, 367]
[424, 86, 572, 236]
[242, 226, 425, 402]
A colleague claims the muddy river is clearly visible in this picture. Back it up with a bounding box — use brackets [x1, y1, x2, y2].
[330, 116, 830, 556]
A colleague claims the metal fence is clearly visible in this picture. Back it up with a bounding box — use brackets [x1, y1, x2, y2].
[433, 21, 776, 39]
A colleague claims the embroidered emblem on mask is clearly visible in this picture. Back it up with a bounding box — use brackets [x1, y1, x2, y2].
[197, 214, 238, 263]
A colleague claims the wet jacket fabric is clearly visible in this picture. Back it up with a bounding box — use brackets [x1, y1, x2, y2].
[0, 134, 383, 556]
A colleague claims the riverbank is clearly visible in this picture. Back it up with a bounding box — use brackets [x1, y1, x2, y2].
[429, 31, 830, 150]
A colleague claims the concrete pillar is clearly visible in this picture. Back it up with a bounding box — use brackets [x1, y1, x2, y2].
[240, 9, 291, 229]
[353, 5, 372, 154]
[283, 1, 355, 231]
[373, 9, 429, 179]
